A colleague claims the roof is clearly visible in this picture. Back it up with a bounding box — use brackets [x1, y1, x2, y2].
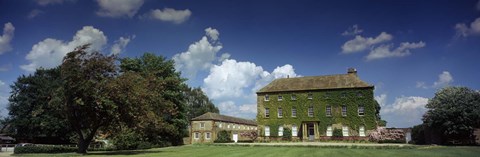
[191, 112, 257, 126]
[257, 71, 373, 94]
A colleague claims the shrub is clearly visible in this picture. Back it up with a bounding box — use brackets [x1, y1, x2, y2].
[112, 128, 151, 150]
[411, 124, 426, 144]
[14, 145, 77, 154]
[283, 128, 292, 140]
[333, 128, 343, 137]
[214, 130, 232, 143]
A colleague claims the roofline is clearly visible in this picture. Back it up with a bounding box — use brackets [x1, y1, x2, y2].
[191, 118, 257, 126]
[256, 86, 375, 94]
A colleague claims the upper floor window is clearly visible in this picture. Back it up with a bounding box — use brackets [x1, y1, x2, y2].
[264, 94, 270, 101]
[342, 105, 347, 117]
[291, 94, 297, 100]
[278, 108, 283, 118]
[326, 105, 332, 117]
[324, 92, 331, 99]
[308, 93, 313, 100]
[357, 92, 364, 97]
[358, 105, 365, 116]
[341, 92, 347, 98]
[278, 95, 283, 101]
[200, 122, 205, 128]
[291, 107, 297, 117]
[308, 106, 314, 117]
[265, 108, 270, 118]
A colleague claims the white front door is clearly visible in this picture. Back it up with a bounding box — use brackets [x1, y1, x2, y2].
[233, 133, 238, 143]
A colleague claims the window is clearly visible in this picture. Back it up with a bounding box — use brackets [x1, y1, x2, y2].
[265, 126, 270, 136]
[341, 92, 347, 98]
[292, 125, 298, 137]
[278, 95, 283, 101]
[205, 132, 211, 139]
[358, 105, 365, 116]
[359, 126, 366, 137]
[200, 122, 205, 128]
[326, 105, 332, 116]
[264, 94, 269, 101]
[291, 94, 297, 100]
[194, 132, 200, 139]
[357, 92, 363, 97]
[308, 93, 313, 99]
[324, 92, 330, 99]
[291, 107, 297, 117]
[278, 126, 284, 136]
[219, 123, 222, 128]
[228, 124, 230, 129]
[342, 126, 349, 136]
[342, 105, 347, 117]
[265, 108, 270, 118]
[278, 108, 283, 118]
[308, 106, 314, 117]
[326, 126, 333, 136]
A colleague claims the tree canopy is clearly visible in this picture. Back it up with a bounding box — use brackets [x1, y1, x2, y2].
[423, 86, 480, 144]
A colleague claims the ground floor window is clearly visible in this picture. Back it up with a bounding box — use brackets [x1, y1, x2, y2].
[359, 126, 365, 137]
[265, 126, 270, 136]
[205, 132, 211, 139]
[326, 126, 333, 136]
[278, 126, 284, 136]
[194, 132, 200, 139]
[292, 125, 298, 137]
[342, 126, 349, 137]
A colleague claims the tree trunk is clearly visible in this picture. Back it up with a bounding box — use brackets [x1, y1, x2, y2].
[77, 138, 89, 154]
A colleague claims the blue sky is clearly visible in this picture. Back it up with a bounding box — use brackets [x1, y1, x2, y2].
[1, 0, 480, 128]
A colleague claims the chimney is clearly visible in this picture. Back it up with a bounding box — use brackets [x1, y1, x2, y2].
[287, 75, 290, 78]
[347, 68, 357, 75]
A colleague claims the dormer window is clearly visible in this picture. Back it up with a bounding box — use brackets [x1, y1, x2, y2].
[278, 95, 283, 101]
[308, 93, 313, 100]
[264, 94, 269, 101]
[291, 94, 297, 100]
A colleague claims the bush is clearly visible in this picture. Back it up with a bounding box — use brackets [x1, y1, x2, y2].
[214, 130, 232, 143]
[283, 128, 292, 140]
[333, 128, 343, 137]
[112, 128, 151, 150]
[411, 124, 426, 144]
[14, 145, 77, 154]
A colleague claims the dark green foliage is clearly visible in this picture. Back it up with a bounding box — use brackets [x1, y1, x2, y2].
[333, 128, 343, 137]
[283, 127, 292, 140]
[215, 130, 232, 143]
[14, 145, 77, 154]
[7, 67, 71, 143]
[412, 124, 426, 144]
[112, 128, 151, 150]
[423, 86, 480, 145]
[185, 87, 219, 121]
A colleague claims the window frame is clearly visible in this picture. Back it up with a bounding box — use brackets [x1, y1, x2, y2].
[291, 94, 297, 100]
[342, 105, 347, 117]
[307, 93, 313, 100]
[326, 105, 332, 117]
[358, 105, 365, 116]
[359, 126, 366, 137]
[291, 107, 297, 117]
[308, 106, 314, 117]
[292, 125, 298, 137]
[265, 108, 270, 118]
[200, 122, 205, 128]
[194, 132, 200, 139]
[326, 126, 333, 137]
[264, 94, 270, 101]
[342, 126, 349, 137]
[205, 132, 211, 139]
[265, 126, 270, 136]
[278, 95, 283, 101]
[278, 126, 284, 137]
[278, 107, 283, 118]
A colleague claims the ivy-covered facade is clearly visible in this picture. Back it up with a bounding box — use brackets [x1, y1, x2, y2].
[256, 69, 382, 141]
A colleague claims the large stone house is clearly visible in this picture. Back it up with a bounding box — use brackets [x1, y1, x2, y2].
[190, 112, 257, 143]
[256, 68, 381, 141]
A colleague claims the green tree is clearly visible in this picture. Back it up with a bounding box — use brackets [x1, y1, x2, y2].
[7, 67, 71, 143]
[184, 87, 219, 121]
[60, 45, 118, 153]
[119, 53, 188, 145]
[423, 86, 480, 144]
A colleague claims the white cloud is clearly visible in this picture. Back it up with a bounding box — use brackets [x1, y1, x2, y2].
[21, 26, 107, 72]
[35, 0, 65, 6]
[380, 96, 429, 127]
[455, 17, 480, 38]
[205, 27, 219, 41]
[28, 9, 44, 19]
[144, 8, 191, 24]
[365, 41, 425, 61]
[341, 32, 392, 53]
[342, 24, 363, 36]
[96, 0, 144, 18]
[416, 81, 428, 89]
[0, 22, 15, 55]
[110, 35, 134, 55]
[173, 28, 223, 79]
[375, 94, 387, 107]
[217, 101, 256, 119]
[0, 80, 4, 86]
[218, 53, 230, 62]
[433, 71, 453, 88]
[253, 64, 299, 94]
[203, 59, 264, 100]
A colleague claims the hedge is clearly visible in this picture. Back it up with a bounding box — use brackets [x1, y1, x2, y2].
[14, 145, 78, 154]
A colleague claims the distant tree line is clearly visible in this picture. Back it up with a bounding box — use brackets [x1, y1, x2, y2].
[2, 44, 218, 153]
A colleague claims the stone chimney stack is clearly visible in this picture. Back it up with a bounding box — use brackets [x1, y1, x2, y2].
[347, 68, 357, 75]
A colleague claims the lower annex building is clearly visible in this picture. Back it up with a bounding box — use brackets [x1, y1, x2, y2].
[190, 112, 257, 143]
[256, 68, 381, 141]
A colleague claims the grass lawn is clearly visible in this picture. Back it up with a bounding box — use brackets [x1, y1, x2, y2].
[9, 145, 480, 157]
